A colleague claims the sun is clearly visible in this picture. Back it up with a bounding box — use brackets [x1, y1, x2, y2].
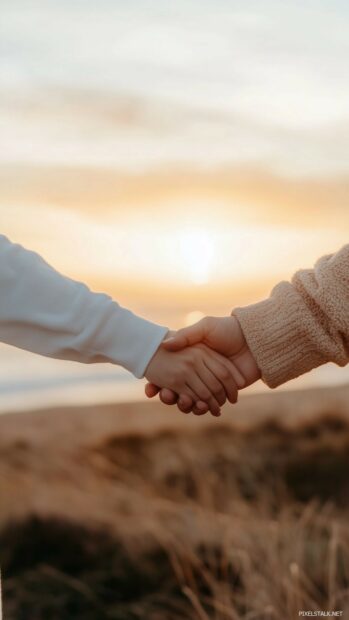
[177, 228, 216, 285]
[184, 310, 205, 326]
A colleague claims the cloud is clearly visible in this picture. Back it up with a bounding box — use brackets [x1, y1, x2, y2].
[1, 163, 348, 230]
[1, 0, 348, 176]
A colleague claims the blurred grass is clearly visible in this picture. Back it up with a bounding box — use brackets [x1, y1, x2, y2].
[2, 414, 349, 618]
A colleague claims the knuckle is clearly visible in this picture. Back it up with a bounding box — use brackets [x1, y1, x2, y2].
[185, 352, 196, 365]
[186, 358, 195, 371]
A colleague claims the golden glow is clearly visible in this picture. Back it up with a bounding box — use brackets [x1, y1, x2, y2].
[3, 202, 348, 296]
[1, 0, 348, 407]
[177, 228, 216, 284]
[2, 183, 348, 335]
[184, 311, 205, 326]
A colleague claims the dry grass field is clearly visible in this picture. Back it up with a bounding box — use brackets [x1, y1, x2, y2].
[1, 385, 349, 619]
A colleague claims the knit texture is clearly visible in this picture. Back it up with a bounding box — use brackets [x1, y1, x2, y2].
[234, 245, 349, 388]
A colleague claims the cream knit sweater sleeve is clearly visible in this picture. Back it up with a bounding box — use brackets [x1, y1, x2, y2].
[234, 244, 349, 388]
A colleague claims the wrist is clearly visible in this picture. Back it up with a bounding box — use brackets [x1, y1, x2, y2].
[230, 313, 246, 347]
[144, 329, 175, 381]
[232, 313, 261, 386]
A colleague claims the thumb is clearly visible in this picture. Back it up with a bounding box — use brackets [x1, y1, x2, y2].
[162, 319, 207, 351]
[144, 383, 160, 398]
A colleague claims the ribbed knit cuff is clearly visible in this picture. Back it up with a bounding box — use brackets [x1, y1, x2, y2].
[233, 283, 334, 389]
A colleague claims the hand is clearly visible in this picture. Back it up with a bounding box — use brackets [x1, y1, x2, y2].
[144, 341, 244, 417]
[145, 316, 261, 414]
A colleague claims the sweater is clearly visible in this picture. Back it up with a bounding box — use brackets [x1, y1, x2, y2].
[234, 244, 349, 388]
[0, 235, 167, 378]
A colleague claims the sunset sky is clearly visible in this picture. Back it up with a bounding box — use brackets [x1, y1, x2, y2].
[1, 0, 348, 329]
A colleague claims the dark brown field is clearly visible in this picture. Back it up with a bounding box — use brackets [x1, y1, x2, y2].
[1, 385, 349, 619]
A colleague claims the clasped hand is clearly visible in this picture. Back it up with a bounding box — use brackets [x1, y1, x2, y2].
[144, 315, 261, 417]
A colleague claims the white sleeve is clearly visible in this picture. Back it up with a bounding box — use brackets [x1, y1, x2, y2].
[0, 235, 168, 378]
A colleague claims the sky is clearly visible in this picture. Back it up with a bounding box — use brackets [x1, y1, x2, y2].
[1, 0, 348, 326]
[0, 0, 349, 410]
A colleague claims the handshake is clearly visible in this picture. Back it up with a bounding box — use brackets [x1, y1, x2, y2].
[144, 315, 261, 417]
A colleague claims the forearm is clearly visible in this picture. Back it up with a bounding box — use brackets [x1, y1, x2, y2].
[0, 235, 167, 377]
[234, 245, 349, 388]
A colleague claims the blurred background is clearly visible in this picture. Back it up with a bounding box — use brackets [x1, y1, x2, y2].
[1, 0, 349, 413]
[1, 3, 349, 619]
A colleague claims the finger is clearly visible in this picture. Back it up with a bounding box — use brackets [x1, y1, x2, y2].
[199, 345, 246, 391]
[185, 395, 211, 416]
[178, 388, 199, 414]
[162, 319, 208, 351]
[177, 393, 196, 414]
[197, 362, 227, 407]
[159, 389, 195, 415]
[233, 348, 260, 388]
[179, 399, 210, 415]
[159, 389, 197, 415]
[145, 383, 161, 398]
[203, 356, 238, 404]
[192, 401, 210, 415]
[158, 388, 179, 405]
[226, 360, 246, 390]
[186, 378, 221, 417]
